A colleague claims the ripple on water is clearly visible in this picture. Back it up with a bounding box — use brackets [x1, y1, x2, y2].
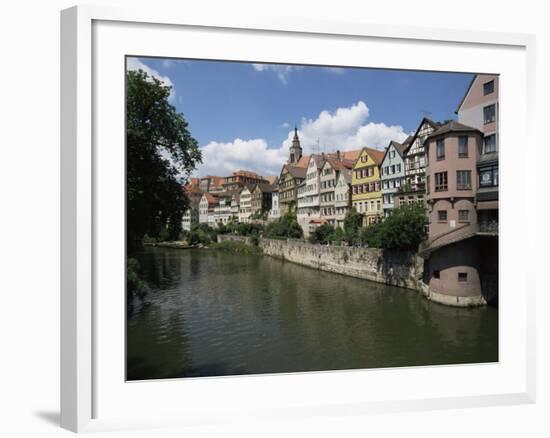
[127, 248, 499, 380]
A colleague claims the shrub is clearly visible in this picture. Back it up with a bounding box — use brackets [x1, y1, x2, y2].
[127, 258, 148, 300]
[211, 240, 263, 254]
[379, 204, 427, 250]
[329, 227, 346, 244]
[358, 222, 383, 248]
[309, 223, 336, 244]
[188, 223, 218, 245]
[264, 211, 303, 239]
[343, 207, 361, 244]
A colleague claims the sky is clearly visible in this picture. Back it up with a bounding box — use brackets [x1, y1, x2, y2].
[127, 57, 474, 179]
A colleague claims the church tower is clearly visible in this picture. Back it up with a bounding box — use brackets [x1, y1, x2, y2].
[289, 126, 303, 164]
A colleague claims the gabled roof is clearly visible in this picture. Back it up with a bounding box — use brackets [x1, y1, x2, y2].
[308, 154, 326, 169]
[380, 139, 408, 164]
[359, 147, 385, 165]
[402, 117, 442, 155]
[218, 189, 241, 199]
[286, 165, 307, 179]
[295, 155, 310, 168]
[202, 192, 219, 205]
[454, 74, 478, 114]
[425, 120, 482, 140]
[323, 156, 355, 171]
[265, 175, 278, 185]
[253, 182, 275, 193]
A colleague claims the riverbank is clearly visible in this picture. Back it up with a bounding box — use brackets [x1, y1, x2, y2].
[144, 241, 197, 249]
[217, 234, 486, 307]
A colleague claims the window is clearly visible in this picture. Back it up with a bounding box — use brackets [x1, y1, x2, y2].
[391, 165, 395, 174]
[438, 210, 447, 222]
[435, 172, 448, 191]
[479, 166, 498, 187]
[483, 134, 497, 154]
[484, 104, 496, 124]
[458, 272, 468, 282]
[458, 209, 470, 222]
[458, 136, 468, 157]
[436, 139, 445, 160]
[456, 170, 472, 190]
[483, 80, 494, 95]
[433, 270, 440, 279]
[397, 164, 401, 173]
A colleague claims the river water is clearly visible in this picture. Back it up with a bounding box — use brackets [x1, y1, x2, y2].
[127, 247, 498, 380]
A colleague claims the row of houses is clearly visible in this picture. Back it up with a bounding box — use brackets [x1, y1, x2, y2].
[182, 170, 277, 230]
[182, 73, 499, 304]
[185, 74, 498, 241]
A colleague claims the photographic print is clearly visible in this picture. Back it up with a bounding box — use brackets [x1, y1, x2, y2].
[125, 57, 498, 381]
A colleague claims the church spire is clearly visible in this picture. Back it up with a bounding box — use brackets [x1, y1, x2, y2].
[289, 125, 302, 164]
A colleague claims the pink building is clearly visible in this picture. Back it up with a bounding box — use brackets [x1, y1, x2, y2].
[422, 121, 487, 306]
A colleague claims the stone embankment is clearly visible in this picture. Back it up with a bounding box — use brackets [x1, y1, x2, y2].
[216, 235, 485, 307]
[259, 238, 423, 290]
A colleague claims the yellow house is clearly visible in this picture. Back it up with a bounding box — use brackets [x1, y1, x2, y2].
[351, 147, 385, 226]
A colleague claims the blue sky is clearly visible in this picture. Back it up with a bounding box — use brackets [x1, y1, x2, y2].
[127, 57, 473, 178]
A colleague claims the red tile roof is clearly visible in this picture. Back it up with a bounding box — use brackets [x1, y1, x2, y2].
[203, 192, 219, 205]
[364, 147, 385, 165]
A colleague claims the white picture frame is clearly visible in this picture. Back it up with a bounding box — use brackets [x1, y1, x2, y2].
[61, 5, 536, 433]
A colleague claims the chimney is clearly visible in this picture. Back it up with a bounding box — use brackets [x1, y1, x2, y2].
[337, 150, 341, 160]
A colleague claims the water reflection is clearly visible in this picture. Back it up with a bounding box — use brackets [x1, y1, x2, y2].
[127, 247, 498, 380]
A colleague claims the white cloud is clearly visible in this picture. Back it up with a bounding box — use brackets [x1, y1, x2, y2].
[251, 63, 302, 84]
[286, 101, 408, 152]
[126, 58, 176, 102]
[194, 101, 408, 178]
[196, 138, 288, 178]
[281, 122, 290, 129]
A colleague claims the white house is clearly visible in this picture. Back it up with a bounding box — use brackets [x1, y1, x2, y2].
[297, 154, 324, 237]
[268, 188, 280, 221]
[238, 186, 252, 223]
[380, 140, 408, 217]
[199, 193, 218, 225]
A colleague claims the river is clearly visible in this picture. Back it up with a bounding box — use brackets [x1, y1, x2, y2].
[127, 246, 498, 380]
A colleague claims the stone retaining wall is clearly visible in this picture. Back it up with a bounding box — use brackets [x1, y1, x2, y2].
[259, 238, 423, 291]
[216, 235, 486, 306]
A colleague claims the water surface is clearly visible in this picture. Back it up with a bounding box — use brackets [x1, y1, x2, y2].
[127, 247, 498, 380]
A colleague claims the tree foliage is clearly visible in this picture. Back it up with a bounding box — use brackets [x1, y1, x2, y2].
[264, 210, 303, 239]
[309, 223, 336, 244]
[126, 69, 202, 245]
[378, 203, 427, 250]
[343, 207, 362, 243]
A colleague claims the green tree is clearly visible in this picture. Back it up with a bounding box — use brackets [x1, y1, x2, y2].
[343, 207, 362, 244]
[379, 204, 427, 250]
[329, 227, 345, 243]
[358, 222, 383, 248]
[309, 223, 336, 244]
[264, 210, 303, 239]
[126, 69, 202, 247]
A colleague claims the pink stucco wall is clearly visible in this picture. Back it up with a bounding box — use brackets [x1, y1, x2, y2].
[426, 133, 481, 239]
